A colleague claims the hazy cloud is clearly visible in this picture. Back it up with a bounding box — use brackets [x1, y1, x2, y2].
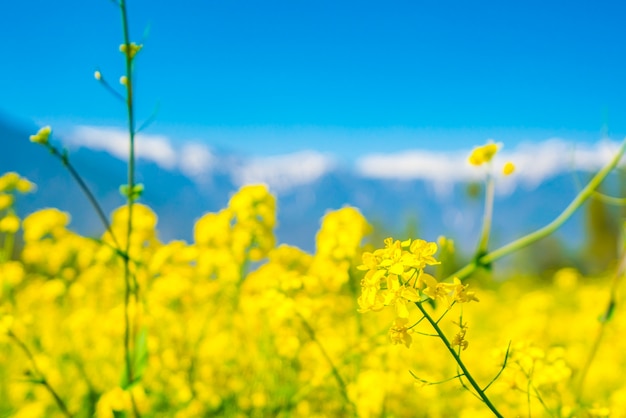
[232, 151, 336, 192]
[69, 126, 177, 170]
[356, 138, 625, 195]
[66, 125, 624, 194]
[179, 142, 216, 178]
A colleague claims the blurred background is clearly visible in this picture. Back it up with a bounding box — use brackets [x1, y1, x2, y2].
[2, 0, 625, 276]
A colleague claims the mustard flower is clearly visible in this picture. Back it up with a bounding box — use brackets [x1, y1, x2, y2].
[451, 324, 469, 350]
[437, 235, 455, 254]
[409, 239, 439, 268]
[421, 273, 454, 304]
[358, 237, 442, 318]
[0, 194, 13, 211]
[22, 208, 71, 242]
[502, 161, 515, 176]
[382, 276, 421, 318]
[468, 141, 499, 166]
[316, 206, 371, 262]
[357, 274, 386, 313]
[0, 214, 20, 234]
[449, 277, 479, 303]
[388, 317, 413, 348]
[0, 314, 13, 336]
[15, 178, 35, 193]
[0, 172, 34, 193]
[29, 125, 52, 145]
[0, 173, 19, 192]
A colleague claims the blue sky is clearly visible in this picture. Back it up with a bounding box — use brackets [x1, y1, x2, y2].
[2, 0, 626, 159]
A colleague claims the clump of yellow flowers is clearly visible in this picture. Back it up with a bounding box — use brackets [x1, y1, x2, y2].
[357, 237, 478, 348]
[468, 140, 516, 176]
[3, 166, 626, 417]
[357, 238, 478, 347]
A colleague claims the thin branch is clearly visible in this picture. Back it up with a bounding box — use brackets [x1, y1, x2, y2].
[483, 341, 511, 392]
[9, 331, 73, 418]
[47, 145, 121, 250]
[448, 137, 626, 282]
[415, 302, 503, 417]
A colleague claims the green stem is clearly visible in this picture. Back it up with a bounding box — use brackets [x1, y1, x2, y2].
[415, 302, 503, 417]
[295, 311, 358, 417]
[575, 248, 626, 400]
[448, 137, 626, 282]
[48, 146, 121, 250]
[3, 231, 14, 261]
[119, 2, 140, 416]
[476, 171, 495, 255]
[9, 331, 73, 418]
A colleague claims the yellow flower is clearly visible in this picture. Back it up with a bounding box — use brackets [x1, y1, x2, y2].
[94, 70, 102, 80]
[0, 172, 20, 192]
[0, 173, 35, 194]
[0, 194, 13, 211]
[449, 277, 479, 303]
[388, 317, 413, 348]
[16, 178, 35, 193]
[29, 126, 52, 145]
[0, 314, 14, 335]
[421, 273, 454, 304]
[316, 206, 370, 262]
[451, 323, 469, 350]
[0, 214, 20, 233]
[22, 208, 71, 242]
[468, 141, 499, 166]
[386, 285, 420, 318]
[502, 161, 515, 176]
[437, 235, 455, 254]
[358, 237, 442, 317]
[96, 387, 131, 418]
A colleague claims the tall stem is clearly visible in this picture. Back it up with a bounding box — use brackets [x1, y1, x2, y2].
[118, 3, 140, 416]
[9, 331, 73, 418]
[476, 171, 495, 256]
[415, 302, 503, 417]
[448, 138, 626, 282]
[576, 248, 626, 399]
[50, 147, 121, 249]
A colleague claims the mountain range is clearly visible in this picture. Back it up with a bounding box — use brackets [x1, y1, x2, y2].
[2, 114, 623, 265]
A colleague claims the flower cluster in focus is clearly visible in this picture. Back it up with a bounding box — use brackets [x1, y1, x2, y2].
[357, 238, 478, 348]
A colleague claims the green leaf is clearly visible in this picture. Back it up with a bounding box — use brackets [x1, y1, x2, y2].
[133, 326, 149, 381]
[119, 327, 149, 390]
[599, 300, 616, 323]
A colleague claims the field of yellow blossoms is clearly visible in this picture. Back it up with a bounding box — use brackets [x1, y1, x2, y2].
[0, 169, 625, 418]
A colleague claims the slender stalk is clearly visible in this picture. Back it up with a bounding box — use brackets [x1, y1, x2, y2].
[476, 171, 495, 255]
[118, 2, 140, 416]
[2, 230, 14, 261]
[47, 146, 121, 250]
[591, 192, 626, 206]
[8, 331, 73, 418]
[447, 138, 626, 282]
[414, 302, 503, 417]
[295, 310, 357, 417]
[575, 249, 626, 399]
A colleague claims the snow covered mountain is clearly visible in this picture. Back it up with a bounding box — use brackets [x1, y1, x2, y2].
[2, 116, 623, 256]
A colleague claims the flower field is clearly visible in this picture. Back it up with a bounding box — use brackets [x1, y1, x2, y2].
[2, 2, 626, 416]
[1, 168, 625, 417]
